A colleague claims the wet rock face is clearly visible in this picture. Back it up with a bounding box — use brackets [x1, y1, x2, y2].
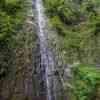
[27, 96, 46, 100]
[0, 43, 13, 100]
[0, 43, 12, 79]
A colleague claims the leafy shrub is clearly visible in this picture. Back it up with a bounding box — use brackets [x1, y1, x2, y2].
[71, 64, 100, 100]
[0, 0, 26, 41]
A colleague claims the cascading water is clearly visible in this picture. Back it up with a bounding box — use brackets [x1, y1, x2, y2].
[34, 0, 56, 100]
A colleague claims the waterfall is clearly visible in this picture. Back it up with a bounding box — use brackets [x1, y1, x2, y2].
[34, 0, 56, 100]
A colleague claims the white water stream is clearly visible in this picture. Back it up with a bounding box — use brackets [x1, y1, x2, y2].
[35, 0, 56, 100]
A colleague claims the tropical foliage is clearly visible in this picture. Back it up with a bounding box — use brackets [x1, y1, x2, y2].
[70, 64, 100, 100]
[0, 0, 27, 78]
[0, 0, 26, 41]
[43, 0, 100, 64]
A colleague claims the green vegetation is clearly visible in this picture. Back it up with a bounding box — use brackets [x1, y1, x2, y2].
[43, 0, 100, 64]
[0, 0, 26, 41]
[0, 0, 29, 81]
[0, 0, 27, 77]
[69, 64, 100, 100]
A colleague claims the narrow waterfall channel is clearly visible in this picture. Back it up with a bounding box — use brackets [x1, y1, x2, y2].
[34, 0, 56, 100]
